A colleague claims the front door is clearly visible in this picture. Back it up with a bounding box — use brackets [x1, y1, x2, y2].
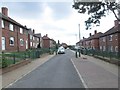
[2, 37, 5, 50]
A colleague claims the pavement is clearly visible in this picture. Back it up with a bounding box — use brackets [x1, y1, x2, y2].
[71, 54, 119, 88]
[1, 53, 55, 88]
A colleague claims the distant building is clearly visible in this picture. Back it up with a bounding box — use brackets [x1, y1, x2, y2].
[86, 30, 103, 50]
[42, 34, 56, 48]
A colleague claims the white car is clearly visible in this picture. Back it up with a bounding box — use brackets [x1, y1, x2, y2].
[57, 46, 65, 54]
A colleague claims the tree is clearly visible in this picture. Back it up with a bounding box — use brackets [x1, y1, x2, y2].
[72, 0, 120, 30]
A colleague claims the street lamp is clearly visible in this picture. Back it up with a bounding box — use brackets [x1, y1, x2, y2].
[78, 24, 81, 57]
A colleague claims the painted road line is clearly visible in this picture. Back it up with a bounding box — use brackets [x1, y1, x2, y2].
[71, 59, 88, 88]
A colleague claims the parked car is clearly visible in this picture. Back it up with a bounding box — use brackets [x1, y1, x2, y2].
[57, 46, 65, 54]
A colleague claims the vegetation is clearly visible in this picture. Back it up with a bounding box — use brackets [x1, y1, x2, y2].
[72, 0, 120, 30]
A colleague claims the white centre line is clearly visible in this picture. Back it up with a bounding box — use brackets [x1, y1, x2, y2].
[71, 58, 88, 89]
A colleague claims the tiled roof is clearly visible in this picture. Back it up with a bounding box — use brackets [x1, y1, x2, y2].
[1, 13, 27, 29]
[86, 32, 103, 41]
[42, 36, 50, 40]
[100, 25, 120, 37]
[34, 33, 41, 38]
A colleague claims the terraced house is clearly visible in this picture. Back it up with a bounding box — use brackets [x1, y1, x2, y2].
[99, 20, 120, 56]
[0, 7, 41, 52]
[1, 7, 29, 52]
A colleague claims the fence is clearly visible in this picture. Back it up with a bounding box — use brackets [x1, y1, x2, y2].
[0, 48, 55, 68]
[81, 49, 120, 61]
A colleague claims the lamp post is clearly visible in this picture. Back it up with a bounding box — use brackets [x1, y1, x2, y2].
[78, 24, 81, 57]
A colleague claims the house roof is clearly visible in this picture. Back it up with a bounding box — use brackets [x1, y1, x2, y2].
[100, 25, 120, 37]
[34, 33, 41, 38]
[1, 13, 28, 29]
[86, 32, 103, 41]
[42, 36, 50, 40]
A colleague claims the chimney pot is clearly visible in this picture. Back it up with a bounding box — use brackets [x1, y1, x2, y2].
[2, 7, 8, 16]
[114, 20, 119, 27]
[94, 30, 97, 34]
[89, 33, 91, 36]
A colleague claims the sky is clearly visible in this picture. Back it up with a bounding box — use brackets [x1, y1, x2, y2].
[0, 0, 117, 45]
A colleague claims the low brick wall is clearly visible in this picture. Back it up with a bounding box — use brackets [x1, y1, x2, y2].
[2, 60, 31, 74]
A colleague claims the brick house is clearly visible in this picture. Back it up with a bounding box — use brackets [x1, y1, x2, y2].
[85, 30, 103, 50]
[1, 7, 29, 52]
[28, 29, 40, 49]
[99, 20, 120, 55]
[42, 34, 56, 48]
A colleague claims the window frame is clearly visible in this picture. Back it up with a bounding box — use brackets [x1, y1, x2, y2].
[9, 37, 14, 46]
[9, 23, 14, 31]
[2, 20, 5, 28]
[20, 28, 23, 34]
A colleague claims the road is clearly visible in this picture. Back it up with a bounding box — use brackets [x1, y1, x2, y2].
[7, 50, 85, 88]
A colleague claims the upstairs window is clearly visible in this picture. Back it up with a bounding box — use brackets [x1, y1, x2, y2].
[9, 23, 14, 31]
[109, 35, 112, 41]
[20, 28, 23, 34]
[2, 20, 5, 28]
[10, 37, 14, 46]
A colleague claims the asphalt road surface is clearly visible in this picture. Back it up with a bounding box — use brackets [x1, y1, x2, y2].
[7, 50, 84, 88]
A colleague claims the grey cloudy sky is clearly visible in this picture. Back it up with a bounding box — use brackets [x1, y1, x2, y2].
[0, 1, 116, 45]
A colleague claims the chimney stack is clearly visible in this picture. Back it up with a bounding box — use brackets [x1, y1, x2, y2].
[83, 37, 84, 39]
[2, 7, 8, 16]
[89, 33, 91, 36]
[94, 30, 97, 34]
[114, 20, 119, 27]
[33, 29, 35, 34]
[46, 34, 48, 37]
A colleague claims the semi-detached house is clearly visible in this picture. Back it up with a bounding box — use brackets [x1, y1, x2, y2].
[1, 7, 41, 52]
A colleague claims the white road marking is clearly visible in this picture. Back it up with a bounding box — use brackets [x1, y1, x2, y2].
[71, 59, 88, 88]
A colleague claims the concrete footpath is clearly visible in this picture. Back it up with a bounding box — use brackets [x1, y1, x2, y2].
[71, 54, 119, 88]
[1, 54, 55, 88]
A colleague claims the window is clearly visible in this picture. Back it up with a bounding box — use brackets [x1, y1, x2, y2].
[9, 23, 14, 31]
[109, 35, 113, 41]
[103, 37, 106, 42]
[110, 46, 113, 52]
[20, 28, 23, 34]
[33, 43, 35, 47]
[103, 46, 106, 51]
[20, 39, 24, 46]
[30, 42, 32, 47]
[2, 20, 4, 28]
[10, 37, 14, 46]
[33, 37, 35, 40]
[100, 46, 102, 50]
[115, 46, 118, 52]
[30, 35, 32, 40]
[37, 38, 39, 41]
